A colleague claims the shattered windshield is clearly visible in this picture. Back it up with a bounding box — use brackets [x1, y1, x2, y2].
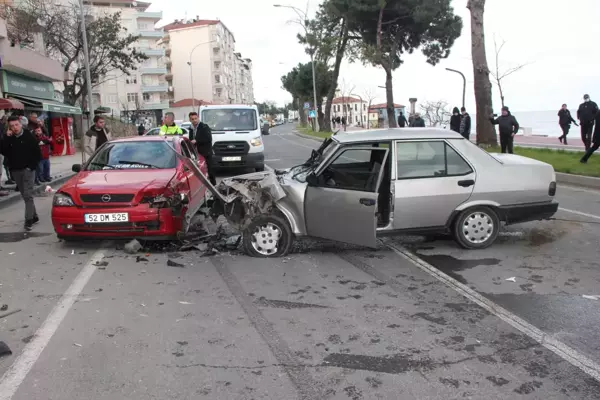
[290, 138, 339, 182]
[201, 108, 258, 132]
[86, 141, 177, 170]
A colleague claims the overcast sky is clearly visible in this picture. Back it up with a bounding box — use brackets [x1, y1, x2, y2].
[150, 0, 600, 112]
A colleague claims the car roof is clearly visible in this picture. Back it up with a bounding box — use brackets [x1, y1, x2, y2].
[333, 128, 465, 144]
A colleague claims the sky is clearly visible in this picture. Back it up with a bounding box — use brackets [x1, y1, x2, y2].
[149, 0, 600, 113]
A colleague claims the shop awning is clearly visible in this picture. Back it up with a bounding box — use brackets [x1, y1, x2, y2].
[0, 98, 24, 110]
[9, 95, 82, 115]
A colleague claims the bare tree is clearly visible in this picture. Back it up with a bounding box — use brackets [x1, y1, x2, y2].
[337, 78, 355, 119]
[491, 36, 530, 108]
[420, 100, 451, 127]
[467, 0, 496, 145]
[363, 87, 378, 128]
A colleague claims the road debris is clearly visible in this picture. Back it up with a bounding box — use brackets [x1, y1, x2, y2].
[71, 250, 75, 255]
[167, 259, 185, 268]
[8, 252, 14, 255]
[179, 301, 194, 305]
[582, 295, 599, 300]
[136, 256, 149, 263]
[124, 239, 142, 254]
[93, 261, 109, 267]
[505, 277, 517, 282]
[0, 341, 12, 358]
[0, 304, 7, 311]
[0, 308, 22, 319]
[73, 343, 82, 347]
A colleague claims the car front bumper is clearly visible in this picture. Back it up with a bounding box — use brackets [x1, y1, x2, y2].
[500, 200, 559, 225]
[52, 204, 183, 240]
[212, 152, 265, 169]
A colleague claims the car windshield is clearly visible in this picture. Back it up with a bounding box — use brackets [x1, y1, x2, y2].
[86, 141, 177, 171]
[201, 108, 258, 132]
[290, 137, 339, 182]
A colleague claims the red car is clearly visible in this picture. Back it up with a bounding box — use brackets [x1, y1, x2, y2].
[52, 136, 209, 240]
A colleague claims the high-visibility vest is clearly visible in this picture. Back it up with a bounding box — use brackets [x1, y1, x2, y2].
[159, 124, 183, 135]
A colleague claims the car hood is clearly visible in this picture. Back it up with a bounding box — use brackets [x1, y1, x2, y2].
[489, 153, 551, 167]
[62, 169, 177, 193]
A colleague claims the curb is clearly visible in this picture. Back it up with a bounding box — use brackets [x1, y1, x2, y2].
[0, 172, 76, 210]
[292, 130, 600, 190]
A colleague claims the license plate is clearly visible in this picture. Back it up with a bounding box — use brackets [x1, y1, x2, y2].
[84, 213, 129, 223]
[222, 156, 242, 162]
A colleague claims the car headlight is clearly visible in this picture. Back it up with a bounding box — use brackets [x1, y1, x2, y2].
[53, 193, 74, 206]
[250, 137, 263, 147]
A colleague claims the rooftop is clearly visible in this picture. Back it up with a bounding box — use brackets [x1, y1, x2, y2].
[162, 19, 219, 32]
[170, 98, 212, 108]
[369, 102, 405, 110]
[333, 128, 464, 144]
[331, 96, 362, 104]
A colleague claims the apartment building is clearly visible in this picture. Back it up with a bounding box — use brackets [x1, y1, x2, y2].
[329, 96, 369, 126]
[84, 0, 167, 124]
[159, 18, 254, 107]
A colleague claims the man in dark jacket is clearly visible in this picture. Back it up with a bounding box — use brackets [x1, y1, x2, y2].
[397, 112, 408, 127]
[188, 112, 216, 185]
[0, 116, 41, 230]
[137, 122, 146, 136]
[558, 104, 578, 145]
[490, 106, 520, 154]
[449, 107, 461, 133]
[580, 110, 600, 163]
[577, 94, 598, 150]
[410, 113, 426, 127]
[459, 107, 471, 139]
[27, 112, 48, 136]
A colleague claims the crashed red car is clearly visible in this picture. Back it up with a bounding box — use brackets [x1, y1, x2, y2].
[51, 136, 209, 240]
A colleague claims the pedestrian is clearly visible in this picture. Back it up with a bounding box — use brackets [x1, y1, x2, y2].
[159, 112, 183, 135]
[188, 111, 216, 185]
[397, 112, 408, 128]
[138, 122, 146, 136]
[459, 107, 471, 140]
[576, 94, 598, 150]
[580, 109, 600, 163]
[0, 114, 6, 192]
[410, 113, 426, 127]
[331, 117, 336, 129]
[341, 116, 347, 131]
[490, 106, 520, 154]
[336, 116, 341, 127]
[558, 103, 578, 145]
[0, 116, 41, 230]
[27, 112, 48, 136]
[34, 126, 52, 184]
[84, 115, 112, 156]
[449, 107, 461, 133]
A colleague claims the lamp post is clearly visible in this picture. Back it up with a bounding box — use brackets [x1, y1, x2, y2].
[445, 68, 466, 108]
[188, 40, 215, 112]
[78, 0, 93, 163]
[274, 4, 319, 132]
[350, 92, 364, 127]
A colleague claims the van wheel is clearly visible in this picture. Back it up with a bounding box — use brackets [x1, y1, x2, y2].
[453, 206, 500, 249]
[242, 214, 293, 257]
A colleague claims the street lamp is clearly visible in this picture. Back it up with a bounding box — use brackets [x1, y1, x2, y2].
[274, 4, 319, 132]
[188, 40, 215, 112]
[350, 92, 364, 127]
[445, 68, 466, 109]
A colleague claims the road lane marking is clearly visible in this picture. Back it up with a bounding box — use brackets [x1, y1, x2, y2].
[0, 249, 107, 400]
[264, 159, 280, 162]
[559, 207, 600, 220]
[384, 240, 600, 383]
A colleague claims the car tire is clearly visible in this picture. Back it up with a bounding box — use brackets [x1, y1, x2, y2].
[452, 206, 500, 250]
[242, 213, 293, 257]
[255, 165, 265, 172]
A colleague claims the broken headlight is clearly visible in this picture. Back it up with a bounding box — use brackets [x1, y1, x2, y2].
[53, 192, 75, 206]
[142, 193, 189, 208]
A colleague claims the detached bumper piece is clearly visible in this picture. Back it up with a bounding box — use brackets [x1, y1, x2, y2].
[500, 201, 559, 225]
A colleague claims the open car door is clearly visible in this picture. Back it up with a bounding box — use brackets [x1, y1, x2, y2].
[304, 146, 388, 248]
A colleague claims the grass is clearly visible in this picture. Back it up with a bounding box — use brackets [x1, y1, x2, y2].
[296, 124, 333, 139]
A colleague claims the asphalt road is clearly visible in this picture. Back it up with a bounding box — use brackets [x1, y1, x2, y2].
[0, 124, 599, 399]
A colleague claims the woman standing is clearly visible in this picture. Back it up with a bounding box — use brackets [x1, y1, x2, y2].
[450, 107, 461, 133]
[558, 104, 578, 145]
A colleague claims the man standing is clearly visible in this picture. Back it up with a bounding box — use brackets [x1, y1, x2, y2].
[459, 107, 471, 140]
[397, 112, 408, 127]
[410, 113, 426, 127]
[490, 106, 520, 154]
[188, 112, 216, 185]
[558, 103, 578, 145]
[580, 109, 600, 163]
[85, 116, 112, 156]
[450, 107, 461, 133]
[138, 122, 146, 136]
[0, 116, 41, 230]
[341, 116, 347, 131]
[159, 112, 183, 135]
[577, 94, 598, 150]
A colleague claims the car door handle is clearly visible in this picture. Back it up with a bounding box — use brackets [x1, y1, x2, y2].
[458, 179, 475, 187]
[359, 198, 376, 206]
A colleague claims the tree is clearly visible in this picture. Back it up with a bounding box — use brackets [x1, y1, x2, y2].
[491, 36, 529, 108]
[420, 100, 451, 127]
[363, 87, 378, 128]
[333, 0, 462, 129]
[467, 0, 496, 145]
[9, 0, 147, 109]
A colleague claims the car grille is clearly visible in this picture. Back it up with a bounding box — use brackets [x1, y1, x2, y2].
[213, 141, 249, 155]
[69, 220, 161, 232]
[80, 194, 135, 203]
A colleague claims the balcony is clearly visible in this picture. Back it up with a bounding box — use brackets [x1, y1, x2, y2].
[141, 83, 169, 93]
[136, 30, 164, 38]
[137, 11, 163, 20]
[142, 101, 170, 110]
[0, 45, 63, 82]
[165, 73, 173, 81]
[140, 67, 167, 75]
[139, 47, 165, 57]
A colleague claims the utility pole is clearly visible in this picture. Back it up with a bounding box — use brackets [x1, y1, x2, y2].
[79, 0, 93, 163]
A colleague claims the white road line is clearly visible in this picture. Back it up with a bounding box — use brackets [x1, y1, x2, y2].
[264, 159, 281, 162]
[273, 132, 317, 150]
[559, 207, 600, 220]
[0, 249, 106, 400]
[384, 240, 600, 382]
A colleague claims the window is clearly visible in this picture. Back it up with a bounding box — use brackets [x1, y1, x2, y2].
[213, 47, 220, 55]
[320, 148, 387, 192]
[201, 108, 257, 131]
[396, 141, 472, 179]
[214, 75, 221, 83]
[142, 93, 151, 102]
[107, 94, 118, 104]
[137, 22, 150, 30]
[127, 93, 138, 103]
[215, 88, 222, 97]
[214, 61, 221, 69]
[86, 141, 177, 171]
[126, 76, 137, 84]
[354, 104, 358, 111]
[363, 104, 366, 111]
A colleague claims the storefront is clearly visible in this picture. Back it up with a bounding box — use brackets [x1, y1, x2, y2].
[1, 70, 81, 156]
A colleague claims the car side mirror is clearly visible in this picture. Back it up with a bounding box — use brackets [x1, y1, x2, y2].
[306, 172, 318, 186]
[72, 164, 82, 173]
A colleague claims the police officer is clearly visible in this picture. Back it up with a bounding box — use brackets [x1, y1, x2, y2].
[188, 111, 216, 185]
[159, 112, 183, 136]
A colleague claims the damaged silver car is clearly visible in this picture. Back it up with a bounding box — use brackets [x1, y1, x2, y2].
[181, 128, 559, 258]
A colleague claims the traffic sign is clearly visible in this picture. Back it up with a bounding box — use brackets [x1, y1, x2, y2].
[303, 102, 310, 109]
[308, 110, 316, 118]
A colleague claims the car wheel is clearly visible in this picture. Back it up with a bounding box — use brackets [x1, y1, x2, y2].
[255, 165, 265, 172]
[453, 206, 500, 249]
[242, 214, 293, 257]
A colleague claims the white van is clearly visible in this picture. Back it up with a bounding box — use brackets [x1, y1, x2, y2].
[199, 104, 265, 171]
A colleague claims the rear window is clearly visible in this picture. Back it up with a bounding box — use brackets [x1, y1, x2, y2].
[87, 141, 177, 170]
[201, 108, 258, 132]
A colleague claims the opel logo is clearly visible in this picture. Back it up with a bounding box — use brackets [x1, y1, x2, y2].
[101, 194, 111, 202]
[227, 144, 236, 149]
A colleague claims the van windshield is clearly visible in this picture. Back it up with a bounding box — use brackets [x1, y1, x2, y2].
[201, 108, 258, 132]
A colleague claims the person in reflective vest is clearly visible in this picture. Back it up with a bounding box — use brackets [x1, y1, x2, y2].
[159, 112, 183, 135]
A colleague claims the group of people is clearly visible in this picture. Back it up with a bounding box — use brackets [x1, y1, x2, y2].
[554, 94, 600, 163]
[331, 116, 347, 131]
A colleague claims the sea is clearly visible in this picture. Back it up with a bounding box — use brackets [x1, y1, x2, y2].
[470, 110, 572, 137]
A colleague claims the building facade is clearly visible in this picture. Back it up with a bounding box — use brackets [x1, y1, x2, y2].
[85, 0, 168, 124]
[329, 96, 368, 126]
[159, 18, 254, 107]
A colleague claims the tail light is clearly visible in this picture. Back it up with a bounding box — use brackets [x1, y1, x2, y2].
[548, 181, 556, 196]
